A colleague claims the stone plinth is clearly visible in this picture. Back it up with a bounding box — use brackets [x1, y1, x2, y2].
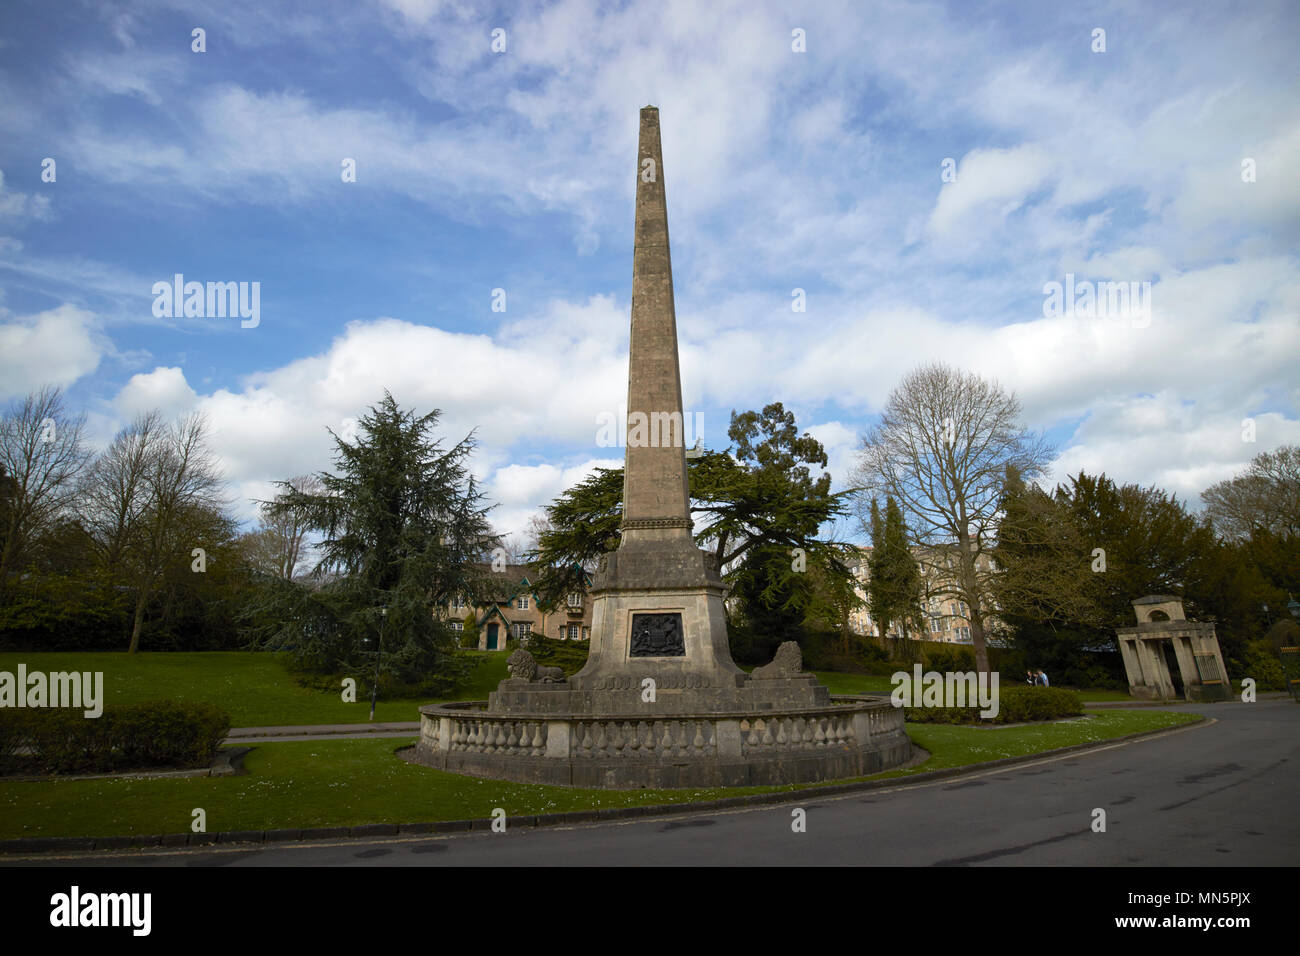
[414, 696, 909, 789]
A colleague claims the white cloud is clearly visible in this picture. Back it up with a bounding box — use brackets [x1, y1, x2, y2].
[0, 169, 52, 225]
[0, 305, 103, 399]
[110, 305, 634, 532]
[114, 366, 198, 419]
[927, 145, 1054, 240]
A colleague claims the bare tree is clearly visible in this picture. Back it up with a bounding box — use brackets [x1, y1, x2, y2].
[1201, 445, 1300, 541]
[0, 387, 90, 590]
[523, 513, 553, 557]
[81, 411, 162, 576]
[497, 531, 529, 567]
[247, 474, 321, 579]
[853, 362, 1053, 674]
[82, 412, 227, 652]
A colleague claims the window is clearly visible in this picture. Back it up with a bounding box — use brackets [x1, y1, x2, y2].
[450, 621, 463, 632]
[451, 595, 465, 611]
[582, 626, 590, 641]
[930, 619, 941, 633]
[567, 592, 583, 608]
[568, 624, 581, 640]
[516, 594, 529, 610]
[513, 623, 531, 640]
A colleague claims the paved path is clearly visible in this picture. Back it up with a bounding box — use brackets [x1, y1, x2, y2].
[39, 697, 1298, 866]
[225, 722, 419, 743]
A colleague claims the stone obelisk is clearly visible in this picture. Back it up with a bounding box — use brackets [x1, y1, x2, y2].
[569, 106, 746, 710]
[415, 106, 910, 787]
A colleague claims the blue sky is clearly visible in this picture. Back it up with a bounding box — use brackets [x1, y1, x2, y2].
[1, 0, 1297, 544]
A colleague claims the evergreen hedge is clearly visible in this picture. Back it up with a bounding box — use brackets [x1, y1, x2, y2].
[0, 700, 231, 775]
[903, 685, 1084, 725]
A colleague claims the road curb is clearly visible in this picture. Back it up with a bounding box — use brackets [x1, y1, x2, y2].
[0, 713, 1206, 855]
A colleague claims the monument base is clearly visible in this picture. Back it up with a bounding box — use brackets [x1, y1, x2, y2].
[413, 696, 911, 789]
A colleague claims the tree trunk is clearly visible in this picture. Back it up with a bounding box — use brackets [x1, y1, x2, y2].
[128, 588, 149, 654]
[971, 612, 990, 676]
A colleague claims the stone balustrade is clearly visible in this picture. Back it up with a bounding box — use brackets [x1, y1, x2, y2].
[415, 695, 908, 788]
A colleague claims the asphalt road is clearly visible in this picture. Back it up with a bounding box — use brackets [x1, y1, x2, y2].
[23, 698, 1300, 866]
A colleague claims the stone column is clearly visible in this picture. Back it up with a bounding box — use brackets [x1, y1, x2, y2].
[1170, 632, 1198, 698]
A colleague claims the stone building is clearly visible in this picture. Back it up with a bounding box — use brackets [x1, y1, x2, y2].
[845, 544, 1001, 644]
[1115, 595, 1229, 701]
[447, 564, 594, 651]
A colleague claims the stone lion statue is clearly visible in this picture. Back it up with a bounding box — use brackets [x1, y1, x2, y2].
[750, 641, 803, 679]
[506, 648, 565, 683]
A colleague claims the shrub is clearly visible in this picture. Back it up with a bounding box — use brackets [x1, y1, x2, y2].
[802, 632, 896, 675]
[904, 685, 1083, 725]
[1060, 662, 1127, 691]
[1239, 640, 1287, 692]
[924, 645, 975, 673]
[529, 634, 590, 675]
[3, 700, 231, 775]
[0, 709, 38, 774]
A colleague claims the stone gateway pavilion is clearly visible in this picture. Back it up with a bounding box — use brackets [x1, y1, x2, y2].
[414, 107, 912, 788]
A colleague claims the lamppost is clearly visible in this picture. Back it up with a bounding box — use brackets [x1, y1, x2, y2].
[369, 606, 386, 721]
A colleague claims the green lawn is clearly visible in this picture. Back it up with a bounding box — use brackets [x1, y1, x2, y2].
[810, 671, 895, 695]
[0, 651, 1152, 729]
[877, 710, 1200, 778]
[0, 709, 1197, 840]
[0, 651, 509, 727]
[1076, 689, 1137, 702]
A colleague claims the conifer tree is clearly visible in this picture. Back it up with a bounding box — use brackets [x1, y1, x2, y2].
[249, 392, 497, 683]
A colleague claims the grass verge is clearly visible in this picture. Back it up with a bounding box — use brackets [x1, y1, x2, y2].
[0, 651, 509, 727]
[0, 709, 1197, 840]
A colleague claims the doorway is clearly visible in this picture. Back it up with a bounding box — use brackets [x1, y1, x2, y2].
[486, 623, 499, 650]
[1159, 639, 1183, 697]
